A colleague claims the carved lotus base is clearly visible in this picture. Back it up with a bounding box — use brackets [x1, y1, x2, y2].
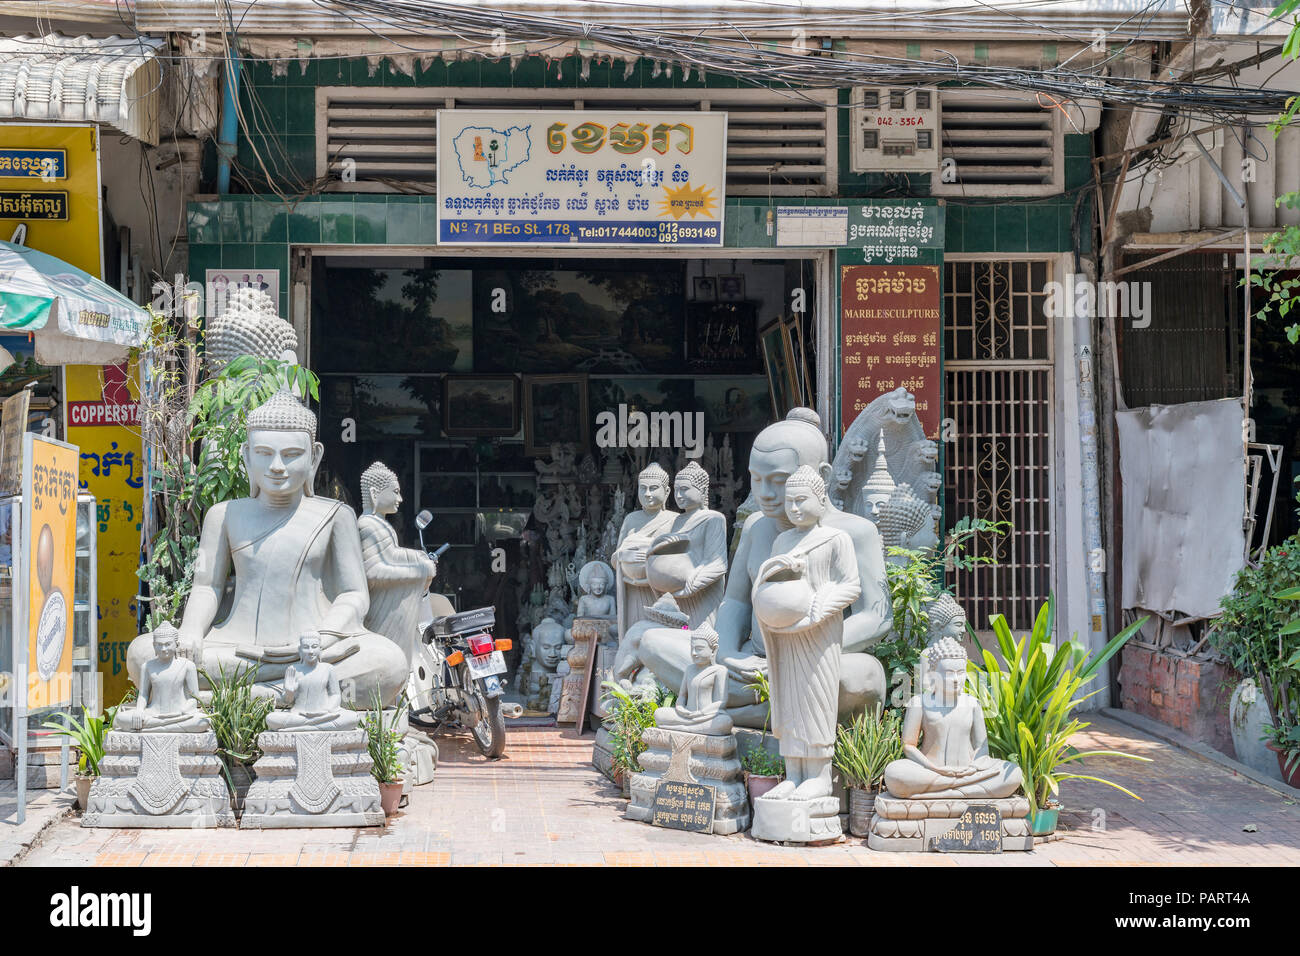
[866, 794, 1032, 852]
[83, 731, 234, 828]
[240, 729, 384, 828]
[626, 727, 750, 835]
[751, 794, 842, 845]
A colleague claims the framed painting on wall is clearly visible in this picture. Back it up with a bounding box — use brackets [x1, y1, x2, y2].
[441, 375, 519, 437]
[523, 374, 589, 457]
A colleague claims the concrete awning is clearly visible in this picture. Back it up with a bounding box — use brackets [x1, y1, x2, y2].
[0, 33, 165, 145]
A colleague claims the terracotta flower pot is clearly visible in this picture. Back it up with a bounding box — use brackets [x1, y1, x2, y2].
[379, 780, 403, 816]
[1266, 742, 1300, 789]
[746, 772, 782, 801]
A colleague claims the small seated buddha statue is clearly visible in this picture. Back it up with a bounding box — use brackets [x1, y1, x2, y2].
[116, 623, 211, 733]
[265, 632, 361, 732]
[654, 623, 733, 737]
[881, 636, 1023, 800]
[575, 561, 616, 620]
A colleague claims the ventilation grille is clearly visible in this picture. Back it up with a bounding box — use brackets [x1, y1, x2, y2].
[319, 88, 836, 196]
[933, 89, 1061, 197]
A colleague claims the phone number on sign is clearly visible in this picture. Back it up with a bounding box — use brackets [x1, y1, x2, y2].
[440, 219, 722, 244]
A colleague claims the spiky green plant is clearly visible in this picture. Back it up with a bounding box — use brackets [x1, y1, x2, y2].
[201, 666, 274, 774]
[600, 680, 659, 777]
[360, 689, 407, 784]
[968, 596, 1151, 814]
[40, 695, 130, 776]
[833, 703, 903, 791]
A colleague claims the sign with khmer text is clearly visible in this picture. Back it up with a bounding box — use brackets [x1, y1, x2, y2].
[437, 109, 726, 247]
[840, 264, 941, 438]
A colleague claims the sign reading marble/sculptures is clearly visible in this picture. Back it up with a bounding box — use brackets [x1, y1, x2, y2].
[839, 264, 941, 438]
[651, 780, 716, 833]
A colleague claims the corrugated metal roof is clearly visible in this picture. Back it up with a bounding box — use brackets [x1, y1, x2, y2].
[0, 33, 165, 144]
[134, 0, 1194, 40]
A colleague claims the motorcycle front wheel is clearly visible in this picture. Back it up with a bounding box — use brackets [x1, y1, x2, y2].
[471, 686, 507, 759]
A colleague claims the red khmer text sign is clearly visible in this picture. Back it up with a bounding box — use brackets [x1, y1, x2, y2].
[840, 264, 941, 438]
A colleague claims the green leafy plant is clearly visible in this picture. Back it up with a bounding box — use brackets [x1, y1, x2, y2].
[876, 516, 1009, 680]
[968, 596, 1151, 814]
[201, 666, 275, 780]
[361, 689, 407, 784]
[39, 695, 131, 776]
[600, 680, 660, 777]
[833, 703, 903, 791]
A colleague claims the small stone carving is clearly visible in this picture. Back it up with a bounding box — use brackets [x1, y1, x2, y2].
[83, 730, 233, 828]
[203, 286, 298, 374]
[575, 560, 616, 620]
[654, 623, 732, 736]
[925, 593, 967, 645]
[265, 632, 361, 732]
[868, 637, 1029, 851]
[829, 387, 940, 517]
[517, 617, 568, 713]
[856, 435, 896, 526]
[115, 623, 210, 733]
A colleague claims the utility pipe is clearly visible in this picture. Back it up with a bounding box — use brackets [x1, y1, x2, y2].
[216, 39, 240, 194]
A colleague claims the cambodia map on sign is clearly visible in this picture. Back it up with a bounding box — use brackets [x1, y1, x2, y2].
[451, 125, 531, 188]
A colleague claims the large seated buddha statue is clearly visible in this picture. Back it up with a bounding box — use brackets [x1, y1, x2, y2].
[634, 409, 892, 728]
[126, 388, 408, 708]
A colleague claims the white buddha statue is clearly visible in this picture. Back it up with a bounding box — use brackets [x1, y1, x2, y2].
[356, 461, 437, 669]
[654, 623, 732, 736]
[116, 623, 211, 733]
[612, 462, 678, 639]
[575, 560, 616, 620]
[645, 461, 727, 629]
[882, 637, 1023, 800]
[751, 465, 861, 801]
[125, 388, 408, 707]
[265, 631, 361, 732]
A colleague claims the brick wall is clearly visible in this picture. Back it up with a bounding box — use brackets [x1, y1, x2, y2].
[1118, 644, 1238, 760]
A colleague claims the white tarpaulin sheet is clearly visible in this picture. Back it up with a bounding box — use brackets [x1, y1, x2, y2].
[1117, 397, 1246, 620]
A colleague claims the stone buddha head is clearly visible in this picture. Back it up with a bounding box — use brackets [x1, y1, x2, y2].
[926, 593, 967, 645]
[361, 461, 401, 516]
[534, 619, 567, 672]
[749, 409, 831, 522]
[859, 435, 896, 525]
[690, 622, 719, 665]
[924, 636, 967, 704]
[637, 462, 670, 513]
[674, 461, 710, 512]
[579, 560, 614, 598]
[153, 622, 180, 664]
[879, 485, 939, 553]
[784, 465, 828, 530]
[243, 387, 323, 503]
[299, 630, 323, 667]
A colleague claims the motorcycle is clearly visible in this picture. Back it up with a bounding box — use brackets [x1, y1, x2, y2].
[407, 510, 521, 759]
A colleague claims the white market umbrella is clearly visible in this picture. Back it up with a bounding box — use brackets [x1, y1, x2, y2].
[0, 240, 147, 348]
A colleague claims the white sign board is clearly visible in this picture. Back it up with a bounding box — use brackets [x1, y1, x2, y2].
[777, 206, 848, 246]
[437, 110, 726, 247]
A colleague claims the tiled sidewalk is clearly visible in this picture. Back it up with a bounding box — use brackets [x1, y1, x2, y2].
[14, 715, 1300, 866]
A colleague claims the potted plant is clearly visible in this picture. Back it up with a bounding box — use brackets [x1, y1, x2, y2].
[40, 696, 129, 810]
[361, 690, 407, 816]
[739, 671, 785, 799]
[1210, 539, 1300, 785]
[600, 680, 661, 796]
[833, 703, 903, 836]
[202, 666, 274, 813]
[969, 596, 1151, 836]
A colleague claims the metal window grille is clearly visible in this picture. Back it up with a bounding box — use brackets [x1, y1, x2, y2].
[943, 259, 1054, 630]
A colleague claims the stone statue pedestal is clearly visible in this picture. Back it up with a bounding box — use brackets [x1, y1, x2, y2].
[558, 618, 610, 728]
[751, 794, 843, 845]
[240, 729, 384, 828]
[626, 727, 750, 835]
[866, 794, 1032, 851]
[83, 731, 234, 828]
